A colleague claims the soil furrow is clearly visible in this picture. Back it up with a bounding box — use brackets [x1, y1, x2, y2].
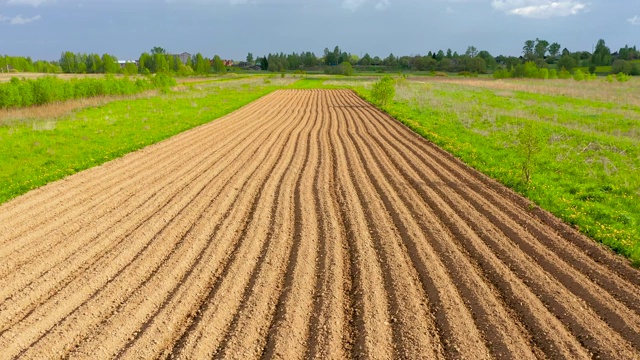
[1, 89, 639, 359]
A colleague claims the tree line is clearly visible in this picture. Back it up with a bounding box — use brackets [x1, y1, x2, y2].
[2, 39, 638, 76]
[251, 40, 639, 76]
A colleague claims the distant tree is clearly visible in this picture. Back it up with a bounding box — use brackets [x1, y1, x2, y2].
[259, 56, 269, 70]
[465, 45, 478, 58]
[446, 48, 453, 58]
[324, 47, 339, 66]
[337, 61, 354, 76]
[384, 53, 398, 67]
[301, 52, 318, 67]
[138, 52, 153, 74]
[102, 54, 119, 73]
[463, 56, 487, 73]
[123, 62, 138, 75]
[212, 55, 226, 73]
[154, 53, 169, 73]
[246, 52, 254, 64]
[412, 56, 437, 71]
[151, 46, 166, 55]
[59, 51, 77, 73]
[612, 59, 632, 75]
[435, 50, 445, 62]
[360, 53, 372, 66]
[477, 50, 496, 70]
[534, 38, 549, 59]
[523, 40, 535, 60]
[193, 53, 210, 74]
[548, 42, 561, 60]
[557, 54, 577, 72]
[592, 39, 611, 66]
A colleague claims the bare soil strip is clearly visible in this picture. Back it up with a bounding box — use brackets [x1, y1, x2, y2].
[1, 89, 639, 359]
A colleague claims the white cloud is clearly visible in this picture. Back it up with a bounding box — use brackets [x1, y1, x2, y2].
[0, 13, 41, 24]
[6, 0, 51, 7]
[628, 15, 640, 25]
[492, 0, 588, 19]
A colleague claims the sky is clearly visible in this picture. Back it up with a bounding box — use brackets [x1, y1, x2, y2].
[0, 0, 638, 62]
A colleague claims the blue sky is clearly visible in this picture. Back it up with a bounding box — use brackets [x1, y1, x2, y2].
[0, 0, 638, 61]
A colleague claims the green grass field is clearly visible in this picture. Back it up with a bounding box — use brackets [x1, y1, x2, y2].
[0, 77, 295, 204]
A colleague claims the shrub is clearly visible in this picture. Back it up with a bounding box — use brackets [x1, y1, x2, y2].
[538, 68, 549, 79]
[0, 74, 176, 109]
[612, 59, 632, 75]
[558, 67, 571, 79]
[493, 68, 511, 79]
[548, 69, 558, 79]
[370, 76, 395, 106]
[616, 72, 630, 82]
[573, 69, 584, 81]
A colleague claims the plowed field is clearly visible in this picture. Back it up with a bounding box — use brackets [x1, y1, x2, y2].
[1, 89, 640, 359]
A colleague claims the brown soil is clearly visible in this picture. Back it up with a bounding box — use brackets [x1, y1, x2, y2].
[1, 89, 639, 359]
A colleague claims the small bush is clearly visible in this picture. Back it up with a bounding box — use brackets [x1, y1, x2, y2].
[0, 74, 176, 109]
[573, 69, 585, 81]
[558, 67, 572, 79]
[616, 72, 630, 82]
[370, 76, 396, 106]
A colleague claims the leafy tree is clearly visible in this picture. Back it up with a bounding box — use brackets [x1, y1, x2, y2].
[151, 46, 166, 55]
[259, 56, 269, 70]
[101, 54, 119, 74]
[523, 40, 535, 60]
[612, 59, 632, 75]
[154, 53, 169, 73]
[384, 53, 397, 67]
[212, 55, 226, 73]
[592, 39, 611, 66]
[123, 62, 138, 75]
[465, 45, 478, 58]
[412, 56, 436, 71]
[246, 52, 254, 64]
[193, 53, 210, 74]
[534, 38, 549, 59]
[477, 50, 496, 71]
[370, 76, 395, 106]
[516, 122, 543, 183]
[556, 54, 577, 72]
[548, 42, 561, 60]
[59, 51, 77, 73]
[138, 52, 153, 74]
[360, 53, 372, 66]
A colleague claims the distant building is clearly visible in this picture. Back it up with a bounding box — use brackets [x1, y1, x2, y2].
[117, 60, 139, 69]
[223, 60, 234, 67]
[173, 52, 191, 65]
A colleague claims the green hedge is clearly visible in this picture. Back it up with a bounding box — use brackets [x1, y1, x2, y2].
[0, 74, 176, 109]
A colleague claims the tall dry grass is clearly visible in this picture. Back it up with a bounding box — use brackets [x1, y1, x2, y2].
[415, 77, 640, 108]
[0, 91, 158, 125]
